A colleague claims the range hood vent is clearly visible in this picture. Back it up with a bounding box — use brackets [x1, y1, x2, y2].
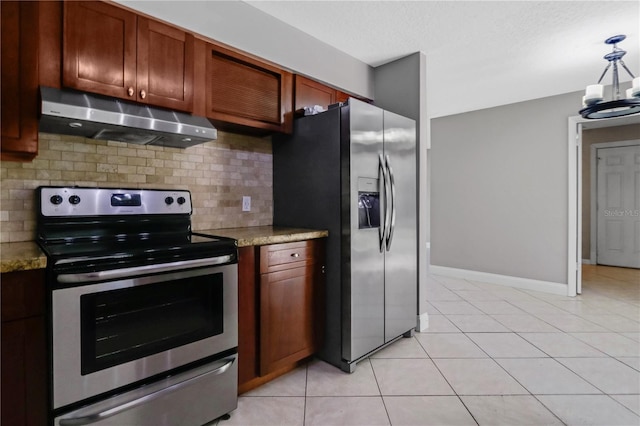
[38, 86, 217, 148]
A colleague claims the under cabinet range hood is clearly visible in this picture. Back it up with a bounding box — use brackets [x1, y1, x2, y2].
[39, 86, 217, 148]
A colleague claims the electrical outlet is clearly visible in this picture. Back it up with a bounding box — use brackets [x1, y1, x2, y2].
[242, 196, 251, 212]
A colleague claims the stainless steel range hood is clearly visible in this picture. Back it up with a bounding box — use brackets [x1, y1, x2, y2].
[39, 86, 217, 148]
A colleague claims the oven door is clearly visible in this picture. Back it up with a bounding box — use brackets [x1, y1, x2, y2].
[51, 262, 237, 411]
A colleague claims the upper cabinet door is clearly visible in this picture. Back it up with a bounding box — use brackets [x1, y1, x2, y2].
[136, 18, 194, 112]
[294, 75, 336, 111]
[63, 1, 137, 100]
[206, 44, 293, 134]
[63, 2, 194, 112]
[1, 1, 39, 161]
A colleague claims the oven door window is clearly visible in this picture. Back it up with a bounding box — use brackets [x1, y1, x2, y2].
[80, 273, 223, 375]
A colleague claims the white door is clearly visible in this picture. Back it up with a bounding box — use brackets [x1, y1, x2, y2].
[596, 145, 640, 268]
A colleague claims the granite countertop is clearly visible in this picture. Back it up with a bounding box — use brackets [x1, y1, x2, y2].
[196, 226, 328, 247]
[0, 241, 47, 273]
[0, 227, 327, 273]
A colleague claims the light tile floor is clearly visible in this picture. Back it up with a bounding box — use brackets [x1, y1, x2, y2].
[217, 265, 640, 425]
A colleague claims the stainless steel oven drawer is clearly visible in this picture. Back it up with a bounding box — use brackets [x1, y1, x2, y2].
[54, 354, 238, 426]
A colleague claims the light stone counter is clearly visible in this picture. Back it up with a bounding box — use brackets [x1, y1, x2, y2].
[197, 226, 328, 247]
[1, 241, 47, 273]
[0, 227, 327, 273]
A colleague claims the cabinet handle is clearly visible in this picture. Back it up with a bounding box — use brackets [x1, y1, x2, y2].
[140, 89, 146, 99]
[127, 87, 134, 97]
[291, 253, 300, 258]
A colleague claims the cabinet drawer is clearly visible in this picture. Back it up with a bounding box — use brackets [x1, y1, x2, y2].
[259, 240, 318, 274]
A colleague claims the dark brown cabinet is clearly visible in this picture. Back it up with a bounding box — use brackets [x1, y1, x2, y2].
[1, 269, 47, 426]
[1, 0, 61, 162]
[237, 239, 325, 393]
[205, 44, 293, 135]
[63, 1, 194, 112]
[237, 246, 258, 386]
[1, 1, 40, 161]
[294, 75, 367, 112]
[294, 75, 336, 111]
[335, 90, 351, 103]
[259, 241, 324, 374]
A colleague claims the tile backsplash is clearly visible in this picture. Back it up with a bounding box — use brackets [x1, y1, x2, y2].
[0, 131, 273, 243]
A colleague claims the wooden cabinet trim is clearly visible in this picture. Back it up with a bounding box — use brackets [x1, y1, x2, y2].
[238, 246, 258, 387]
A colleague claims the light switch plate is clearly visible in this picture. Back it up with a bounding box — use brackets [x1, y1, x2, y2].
[242, 196, 251, 212]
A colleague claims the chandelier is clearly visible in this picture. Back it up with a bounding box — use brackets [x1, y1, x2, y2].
[579, 35, 640, 119]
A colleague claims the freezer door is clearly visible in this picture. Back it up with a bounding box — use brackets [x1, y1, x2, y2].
[383, 110, 417, 341]
[343, 99, 385, 362]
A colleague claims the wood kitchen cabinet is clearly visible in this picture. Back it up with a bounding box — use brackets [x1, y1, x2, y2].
[1, 1, 40, 161]
[294, 75, 367, 113]
[205, 43, 293, 135]
[294, 75, 337, 111]
[237, 238, 325, 393]
[1, 269, 47, 426]
[259, 240, 325, 375]
[237, 246, 259, 386]
[63, 1, 194, 112]
[1, 0, 61, 162]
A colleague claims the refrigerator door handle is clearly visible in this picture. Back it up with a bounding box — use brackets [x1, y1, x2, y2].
[385, 154, 397, 251]
[379, 153, 390, 253]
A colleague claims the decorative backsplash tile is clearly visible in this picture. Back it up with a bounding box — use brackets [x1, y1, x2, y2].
[0, 132, 273, 243]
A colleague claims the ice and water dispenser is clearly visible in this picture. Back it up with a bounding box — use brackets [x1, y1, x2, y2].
[357, 177, 380, 229]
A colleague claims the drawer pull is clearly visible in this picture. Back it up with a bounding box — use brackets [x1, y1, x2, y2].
[291, 253, 300, 258]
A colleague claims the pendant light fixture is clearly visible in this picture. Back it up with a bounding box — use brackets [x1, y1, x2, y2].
[579, 34, 640, 119]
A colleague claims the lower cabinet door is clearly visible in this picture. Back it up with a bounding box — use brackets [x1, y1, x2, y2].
[1, 317, 47, 426]
[259, 265, 319, 375]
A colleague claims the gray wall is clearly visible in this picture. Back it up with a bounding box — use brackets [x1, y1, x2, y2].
[431, 91, 582, 285]
[373, 53, 429, 324]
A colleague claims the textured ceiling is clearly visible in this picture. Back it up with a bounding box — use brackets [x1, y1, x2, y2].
[246, 1, 640, 117]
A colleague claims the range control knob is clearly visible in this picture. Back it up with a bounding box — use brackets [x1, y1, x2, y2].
[50, 195, 63, 205]
[68, 195, 81, 205]
[177, 196, 186, 205]
[165, 196, 174, 205]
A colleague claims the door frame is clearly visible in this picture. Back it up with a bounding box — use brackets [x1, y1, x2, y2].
[590, 140, 640, 265]
[567, 114, 640, 296]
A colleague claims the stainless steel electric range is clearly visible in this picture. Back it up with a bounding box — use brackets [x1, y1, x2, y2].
[36, 186, 238, 426]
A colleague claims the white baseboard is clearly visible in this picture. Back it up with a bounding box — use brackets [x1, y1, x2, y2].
[416, 312, 429, 332]
[429, 265, 568, 296]
[582, 259, 594, 265]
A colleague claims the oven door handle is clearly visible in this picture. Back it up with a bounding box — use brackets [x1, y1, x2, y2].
[58, 357, 235, 426]
[57, 255, 234, 284]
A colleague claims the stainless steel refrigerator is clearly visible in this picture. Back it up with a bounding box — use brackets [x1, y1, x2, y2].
[273, 98, 417, 373]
